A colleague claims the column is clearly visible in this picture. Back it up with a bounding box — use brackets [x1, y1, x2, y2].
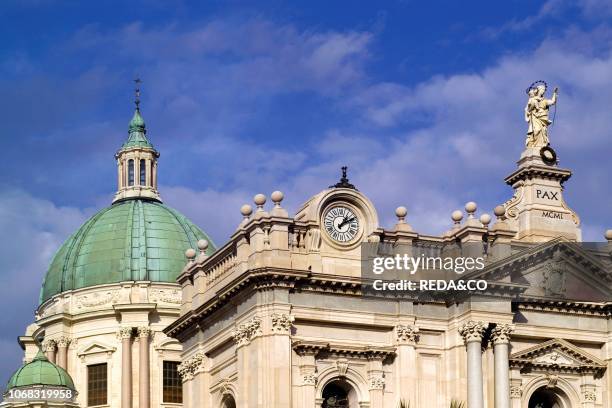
[137, 327, 151, 408]
[42, 339, 57, 364]
[178, 361, 193, 408]
[118, 327, 133, 408]
[268, 313, 293, 407]
[145, 159, 151, 187]
[395, 324, 419, 402]
[491, 324, 513, 408]
[56, 337, 70, 370]
[367, 351, 389, 408]
[459, 321, 487, 408]
[297, 350, 317, 408]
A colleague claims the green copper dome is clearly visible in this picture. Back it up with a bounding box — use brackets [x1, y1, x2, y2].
[40, 199, 215, 304]
[6, 350, 75, 390]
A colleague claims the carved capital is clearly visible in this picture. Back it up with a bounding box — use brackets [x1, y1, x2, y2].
[137, 326, 152, 338]
[117, 326, 133, 340]
[302, 374, 317, 386]
[510, 386, 522, 399]
[42, 339, 57, 352]
[368, 376, 385, 390]
[491, 323, 514, 345]
[583, 390, 596, 402]
[271, 313, 294, 334]
[458, 321, 487, 344]
[395, 324, 419, 344]
[178, 352, 206, 382]
[231, 316, 262, 346]
[56, 336, 71, 348]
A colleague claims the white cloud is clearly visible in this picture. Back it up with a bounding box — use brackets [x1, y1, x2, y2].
[0, 189, 89, 384]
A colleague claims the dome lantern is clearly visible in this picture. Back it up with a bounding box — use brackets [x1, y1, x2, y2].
[113, 79, 161, 204]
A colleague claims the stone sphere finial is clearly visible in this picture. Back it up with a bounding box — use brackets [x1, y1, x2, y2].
[465, 201, 477, 218]
[240, 204, 253, 219]
[451, 210, 463, 224]
[395, 206, 407, 222]
[479, 213, 491, 227]
[254, 194, 266, 211]
[494, 205, 506, 218]
[605, 229, 612, 241]
[185, 248, 196, 262]
[197, 239, 209, 253]
[271, 191, 284, 207]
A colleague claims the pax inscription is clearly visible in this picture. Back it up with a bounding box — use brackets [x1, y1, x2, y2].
[536, 189, 559, 200]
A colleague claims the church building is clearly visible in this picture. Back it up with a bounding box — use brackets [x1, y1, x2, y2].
[3, 96, 215, 408]
[3, 83, 612, 408]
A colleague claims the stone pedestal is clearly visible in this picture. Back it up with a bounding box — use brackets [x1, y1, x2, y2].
[503, 147, 580, 242]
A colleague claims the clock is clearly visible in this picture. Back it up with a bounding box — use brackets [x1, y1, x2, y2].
[323, 206, 360, 243]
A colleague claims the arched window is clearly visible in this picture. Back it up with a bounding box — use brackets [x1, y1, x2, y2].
[221, 395, 236, 408]
[128, 160, 134, 186]
[140, 159, 146, 186]
[322, 380, 355, 407]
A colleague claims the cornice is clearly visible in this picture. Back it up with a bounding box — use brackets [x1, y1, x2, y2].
[504, 164, 572, 185]
[292, 339, 395, 359]
[516, 300, 611, 316]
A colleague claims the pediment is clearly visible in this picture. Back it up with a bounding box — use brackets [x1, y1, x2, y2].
[77, 341, 116, 357]
[473, 240, 612, 302]
[510, 338, 605, 374]
[154, 337, 182, 352]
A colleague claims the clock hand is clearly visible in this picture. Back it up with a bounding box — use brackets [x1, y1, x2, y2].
[338, 216, 355, 229]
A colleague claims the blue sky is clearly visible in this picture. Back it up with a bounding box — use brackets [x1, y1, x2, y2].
[1, 0, 612, 384]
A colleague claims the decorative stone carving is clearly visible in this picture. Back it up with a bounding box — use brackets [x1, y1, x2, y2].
[231, 316, 262, 346]
[535, 351, 573, 365]
[271, 313, 294, 334]
[42, 339, 56, 352]
[302, 374, 317, 386]
[117, 326, 133, 339]
[543, 254, 567, 297]
[510, 386, 522, 399]
[137, 326, 152, 338]
[368, 376, 385, 390]
[395, 324, 419, 344]
[219, 378, 233, 396]
[490, 324, 514, 345]
[178, 352, 206, 381]
[76, 290, 120, 309]
[458, 321, 487, 343]
[545, 374, 558, 389]
[336, 359, 349, 376]
[583, 390, 596, 402]
[56, 336, 71, 348]
[149, 289, 182, 304]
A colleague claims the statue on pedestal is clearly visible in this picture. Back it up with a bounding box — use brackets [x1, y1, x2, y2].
[525, 81, 558, 148]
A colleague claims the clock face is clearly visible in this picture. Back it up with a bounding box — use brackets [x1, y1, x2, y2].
[323, 206, 360, 243]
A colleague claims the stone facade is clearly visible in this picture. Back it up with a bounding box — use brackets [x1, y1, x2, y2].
[20, 281, 184, 408]
[165, 149, 611, 408]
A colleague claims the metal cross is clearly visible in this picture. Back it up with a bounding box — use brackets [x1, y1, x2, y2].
[134, 78, 142, 110]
